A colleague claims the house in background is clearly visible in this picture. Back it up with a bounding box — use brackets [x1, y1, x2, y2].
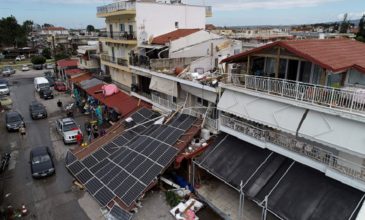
[77, 41, 100, 74]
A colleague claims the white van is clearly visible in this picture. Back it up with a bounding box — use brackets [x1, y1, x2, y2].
[34, 77, 50, 92]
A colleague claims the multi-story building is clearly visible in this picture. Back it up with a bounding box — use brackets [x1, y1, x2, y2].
[194, 38, 365, 220]
[77, 41, 100, 73]
[96, 0, 211, 92]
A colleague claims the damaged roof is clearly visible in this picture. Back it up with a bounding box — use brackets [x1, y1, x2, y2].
[152, 29, 201, 45]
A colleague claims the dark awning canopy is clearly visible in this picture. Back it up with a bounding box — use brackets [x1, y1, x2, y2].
[195, 133, 365, 220]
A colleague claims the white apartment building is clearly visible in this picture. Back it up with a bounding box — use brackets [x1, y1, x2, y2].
[97, 0, 210, 91]
[77, 41, 100, 73]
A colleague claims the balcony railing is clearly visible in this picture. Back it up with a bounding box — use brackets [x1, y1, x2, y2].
[231, 75, 365, 114]
[100, 31, 137, 41]
[97, 1, 136, 14]
[151, 94, 218, 130]
[220, 114, 365, 182]
[100, 54, 128, 67]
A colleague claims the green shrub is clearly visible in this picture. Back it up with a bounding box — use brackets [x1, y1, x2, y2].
[31, 55, 46, 64]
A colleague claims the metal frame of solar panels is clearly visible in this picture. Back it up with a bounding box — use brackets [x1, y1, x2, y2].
[66, 108, 197, 210]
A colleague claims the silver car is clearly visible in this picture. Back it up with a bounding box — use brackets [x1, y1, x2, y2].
[56, 118, 82, 144]
[2, 66, 16, 77]
[0, 84, 9, 95]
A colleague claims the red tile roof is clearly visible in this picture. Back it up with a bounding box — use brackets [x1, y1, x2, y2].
[152, 29, 201, 45]
[222, 39, 365, 73]
[69, 73, 92, 83]
[85, 84, 149, 117]
[65, 68, 84, 76]
[57, 59, 78, 68]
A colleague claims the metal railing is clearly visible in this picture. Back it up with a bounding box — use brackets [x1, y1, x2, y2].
[100, 54, 128, 67]
[100, 31, 137, 41]
[231, 75, 365, 114]
[97, 1, 136, 14]
[220, 114, 365, 182]
[151, 94, 218, 130]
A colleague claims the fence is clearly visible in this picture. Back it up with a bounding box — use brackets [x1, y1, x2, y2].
[231, 75, 365, 114]
[220, 114, 365, 182]
[97, 1, 136, 14]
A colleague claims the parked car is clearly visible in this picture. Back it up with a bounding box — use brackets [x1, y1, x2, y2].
[54, 81, 67, 92]
[5, 111, 25, 131]
[56, 118, 82, 144]
[33, 64, 43, 70]
[0, 84, 9, 95]
[29, 101, 47, 120]
[34, 77, 50, 92]
[0, 79, 8, 86]
[1, 66, 16, 77]
[43, 71, 54, 78]
[30, 146, 55, 178]
[45, 64, 54, 69]
[22, 65, 30, 71]
[45, 76, 55, 87]
[0, 95, 12, 110]
[39, 87, 54, 99]
[15, 55, 25, 61]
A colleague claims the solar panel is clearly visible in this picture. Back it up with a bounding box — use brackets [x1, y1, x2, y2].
[125, 155, 146, 173]
[119, 151, 138, 167]
[114, 175, 136, 198]
[68, 161, 85, 175]
[95, 161, 115, 179]
[90, 159, 109, 173]
[138, 108, 154, 119]
[122, 130, 138, 141]
[132, 159, 154, 179]
[121, 181, 146, 206]
[101, 166, 122, 185]
[131, 112, 145, 124]
[113, 135, 128, 147]
[82, 155, 98, 168]
[65, 151, 77, 166]
[140, 163, 163, 185]
[94, 186, 115, 207]
[148, 144, 168, 161]
[92, 148, 109, 161]
[76, 168, 93, 184]
[109, 205, 132, 220]
[170, 114, 188, 127]
[157, 147, 179, 167]
[103, 142, 119, 154]
[86, 178, 103, 195]
[107, 170, 129, 190]
[109, 147, 128, 161]
[164, 129, 185, 145]
[139, 140, 159, 156]
[128, 136, 148, 150]
[179, 116, 196, 130]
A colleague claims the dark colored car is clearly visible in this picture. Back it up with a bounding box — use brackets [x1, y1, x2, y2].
[0, 78, 9, 86]
[30, 146, 55, 178]
[5, 111, 25, 131]
[29, 101, 47, 120]
[43, 71, 54, 78]
[45, 76, 55, 87]
[33, 64, 43, 70]
[39, 87, 54, 99]
[54, 81, 67, 92]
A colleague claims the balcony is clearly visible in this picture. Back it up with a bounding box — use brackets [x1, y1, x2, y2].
[220, 114, 365, 183]
[151, 94, 218, 131]
[100, 54, 129, 72]
[97, 1, 136, 17]
[99, 31, 137, 45]
[230, 75, 365, 116]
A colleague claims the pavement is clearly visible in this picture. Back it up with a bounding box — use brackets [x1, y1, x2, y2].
[0, 69, 100, 220]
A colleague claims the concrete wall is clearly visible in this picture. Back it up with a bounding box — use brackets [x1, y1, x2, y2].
[136, 3, 205, 45]
[110, 68, 132, 90]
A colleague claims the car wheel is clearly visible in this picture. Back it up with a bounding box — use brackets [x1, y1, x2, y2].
[63, 139, 67, 145]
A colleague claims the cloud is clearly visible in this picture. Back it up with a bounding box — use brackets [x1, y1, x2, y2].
[187, 0, 342, 11]
[338, 11, 365, 20]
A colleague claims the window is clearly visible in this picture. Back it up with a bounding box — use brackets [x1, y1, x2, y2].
[120, 24, 125, 33]
[175, 22, 179, 28]
[348, 69, 365, 87]
[197, 97, 202, 105]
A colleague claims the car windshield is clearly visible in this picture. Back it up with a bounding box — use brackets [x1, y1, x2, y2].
[63, 122, 78, 132]
[8, 115, 21, 123]
[32, 154, 51, 165]
[39, 83, 50, 89]
[31, 104, 44, 110]
[0, 85, 7, 89]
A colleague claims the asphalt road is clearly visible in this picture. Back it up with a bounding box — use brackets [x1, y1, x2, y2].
[0, 70, 90, 220]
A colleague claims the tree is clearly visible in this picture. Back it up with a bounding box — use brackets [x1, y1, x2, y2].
[31, 55, 46, 64]
[86, 25, 95, 32]
[42, 23, 53, 28]
[54, 52, 70, 61]
[42, 48, 52, 59]
[0, 16, 26, 48]
[339, 13, 350, 33]
[356, 14, 365, 42]
[22, 20, 33, 34]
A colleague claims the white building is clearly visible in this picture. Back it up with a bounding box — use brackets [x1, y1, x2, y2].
[77, 41, 100, 73]
[96, 0, 211, 91]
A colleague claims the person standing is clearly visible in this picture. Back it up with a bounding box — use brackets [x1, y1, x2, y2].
[76, 131, 83, 146]
[19, 125, 26, 138]
[86, 123, 92, 143]
[93, 125, 99, 139]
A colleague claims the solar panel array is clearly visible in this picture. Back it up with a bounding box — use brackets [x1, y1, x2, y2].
[66, 108, 196, 209]
[108, 204, 132, 220]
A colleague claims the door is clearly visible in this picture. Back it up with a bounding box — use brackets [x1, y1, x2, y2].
[287, 60, 299, 81]
[129, 25, 133, 37]
[109, 24, 113, 38]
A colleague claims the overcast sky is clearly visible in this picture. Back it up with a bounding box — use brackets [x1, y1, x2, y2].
[0, 0, 364, 28]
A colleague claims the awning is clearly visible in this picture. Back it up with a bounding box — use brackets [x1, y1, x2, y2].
[149, 76, 178, 97]
[70, 74, 92, 84]
[79, 78, 103, 90]
[180, 84, 217, 103]
[217, 90, 305, 135]
[85, 84, 143, 116]
[195, 133, 365, 220]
